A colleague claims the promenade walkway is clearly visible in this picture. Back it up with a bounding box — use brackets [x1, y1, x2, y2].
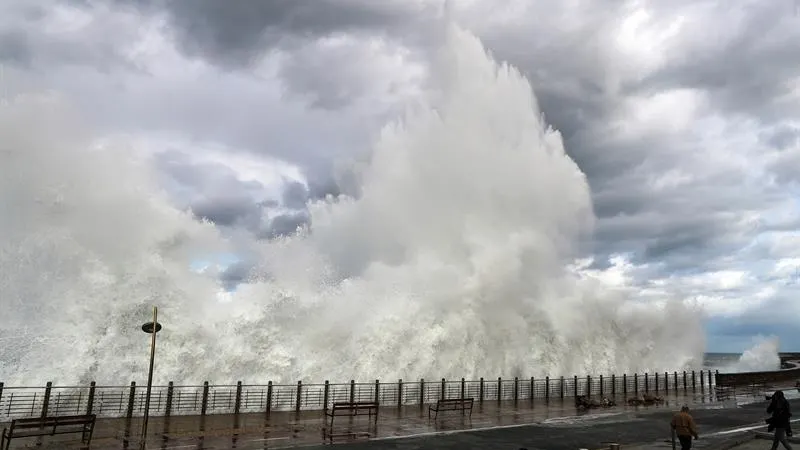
[1, 389, 728, 449]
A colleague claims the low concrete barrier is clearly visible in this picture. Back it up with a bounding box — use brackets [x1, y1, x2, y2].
[716, 353, 800, 387]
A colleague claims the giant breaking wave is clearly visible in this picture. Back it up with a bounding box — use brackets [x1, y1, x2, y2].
[0, 23, 708, 385]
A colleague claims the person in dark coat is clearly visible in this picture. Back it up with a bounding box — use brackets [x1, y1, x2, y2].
[767, 390, 793, 450]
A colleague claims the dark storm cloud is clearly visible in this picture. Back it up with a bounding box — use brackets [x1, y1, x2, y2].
[769, 151, 800, 185]
[154, 150, 316, 239]
[219, 260, 255, 291]
[0, 30, 31, 65]
[762, 125, 800, 151]
[472, 1, 799, 278]
[636, 3, 800, 119]
[191, 196, 259, 228]
[112, 0, 442, 111]
[1, 1, 144, 74]
[281, 180, 309, 210]
[0, 1, 46, 65]
[308, 179, 342, 200]
[707, 313, 799, 338]
[120, 0, 429, 66]
[260, 212, 310, 240]
[704, 317, 799, 353]
[761, 125, 800, 185]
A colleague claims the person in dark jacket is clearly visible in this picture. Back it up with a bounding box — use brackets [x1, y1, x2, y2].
[767, 390, 793, 450]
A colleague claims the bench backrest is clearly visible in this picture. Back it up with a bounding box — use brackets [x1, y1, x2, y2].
[11, 415, 96, 430]
[438, 398, 473, 404]
[331, 401, 379, 409]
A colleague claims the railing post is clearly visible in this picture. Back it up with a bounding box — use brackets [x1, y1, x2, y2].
[374, 380, 380, 404]
[460, 378, 466, 399]
[587, 375, 592, 397]
[266, 381, 273, 417]
[201, 382, 209, 417]
[700, 370, 705, 390]
[611, 374, 616, 396]
[545, 376, 550, 402]
[665, 372, 669, 394]
[295, 381, 302, 415]
[126, 382, 136, 419]
[599, 375, 603, 397]
[40, 381, 53, 418]
[622, 374, 626, 396]
[87, 381, 96, 415]
[513, 377, 519, 404]
[560, 376, 565, 399]
[497, 377, 502, 403]
[235, 381, 243, 415]
[692, 370, 696, 391]
[323, 381, 330, 413]
[674, 372, 678, 394]
[645, 373, 649, 392]
[165, 382, 173, 418]
[479, 377, 484, 403]
[573, 376, 578, 398]
[419, 379, 425, 409]
[350, 380, 356, 404]
[709, 371, 714, 387]
[530, 377, 535, 402]
[441, 378, 446, 400]
[655, 372, 659, 393]
[683, 371, 688, 392]
[633, 374, 638, 394]
[397, 379, 403, 409]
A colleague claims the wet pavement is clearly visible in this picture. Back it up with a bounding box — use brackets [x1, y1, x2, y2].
[296, 400, 800, 450]
[0, 387, 790, 449]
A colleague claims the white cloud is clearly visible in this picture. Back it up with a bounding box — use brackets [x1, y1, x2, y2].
[614, 4, 687, 75]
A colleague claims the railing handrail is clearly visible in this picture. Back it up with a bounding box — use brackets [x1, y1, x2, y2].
[0, 369, 717, 390]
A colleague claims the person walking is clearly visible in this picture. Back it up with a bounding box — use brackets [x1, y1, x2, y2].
[767, 390, 793, 450]
[671, 405, 699, 449]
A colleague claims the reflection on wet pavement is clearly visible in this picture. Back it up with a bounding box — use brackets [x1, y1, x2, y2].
[0, 389, 734, 449]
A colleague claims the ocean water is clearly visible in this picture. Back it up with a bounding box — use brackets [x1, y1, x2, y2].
[703, 353, 742, 370]
[704, 338, 783, 372]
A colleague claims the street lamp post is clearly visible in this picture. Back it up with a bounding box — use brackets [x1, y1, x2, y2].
[140, 306, 162, 450]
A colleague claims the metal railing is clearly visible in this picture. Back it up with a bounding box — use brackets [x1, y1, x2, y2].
[0, 370, 717, 422]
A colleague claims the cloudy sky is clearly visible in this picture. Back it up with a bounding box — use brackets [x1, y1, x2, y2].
[2, 0, 799, 354]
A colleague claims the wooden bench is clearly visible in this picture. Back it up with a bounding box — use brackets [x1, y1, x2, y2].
[1, 414, 96, 450]
[428, 397, 474, 419]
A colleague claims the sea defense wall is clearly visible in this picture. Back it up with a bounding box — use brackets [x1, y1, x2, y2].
[715, 353, 800, 387]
